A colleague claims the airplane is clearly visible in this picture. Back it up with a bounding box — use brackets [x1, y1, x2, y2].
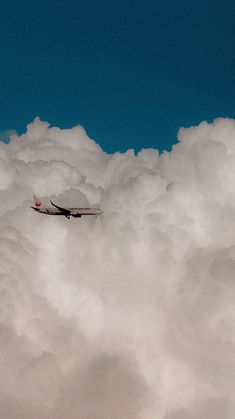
[31, 196, 103, 219]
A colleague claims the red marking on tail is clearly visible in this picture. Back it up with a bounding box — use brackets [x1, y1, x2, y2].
[33, 195, 41, 208]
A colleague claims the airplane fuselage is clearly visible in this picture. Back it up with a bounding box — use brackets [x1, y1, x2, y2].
[32, 206, 102, 218]
[31, 199, 103, 218]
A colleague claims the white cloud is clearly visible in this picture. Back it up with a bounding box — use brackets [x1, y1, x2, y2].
[0, 117, 234, 418]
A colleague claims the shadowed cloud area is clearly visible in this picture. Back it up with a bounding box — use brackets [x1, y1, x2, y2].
[0, 118, 234, 418]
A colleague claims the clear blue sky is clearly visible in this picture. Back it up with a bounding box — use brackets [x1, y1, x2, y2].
[0, 0, 235, 152]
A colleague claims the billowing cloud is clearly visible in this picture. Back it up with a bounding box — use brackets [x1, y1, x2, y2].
[0, 116, 234, 418]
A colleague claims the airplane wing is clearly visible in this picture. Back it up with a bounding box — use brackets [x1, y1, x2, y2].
[50, 200, 71, 217]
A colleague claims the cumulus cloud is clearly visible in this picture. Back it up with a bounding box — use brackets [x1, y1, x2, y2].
[0, 116, 234, 418]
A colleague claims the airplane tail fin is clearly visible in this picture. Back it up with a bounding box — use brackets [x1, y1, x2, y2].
[33, 195, 42, 208]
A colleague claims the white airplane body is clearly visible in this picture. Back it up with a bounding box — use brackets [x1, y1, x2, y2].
[31, 196, 103, 219]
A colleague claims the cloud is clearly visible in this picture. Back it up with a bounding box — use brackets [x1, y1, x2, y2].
[0, 116, 234, 418]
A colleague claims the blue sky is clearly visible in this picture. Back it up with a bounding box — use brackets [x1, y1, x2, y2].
[0, 0, 235, 152]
